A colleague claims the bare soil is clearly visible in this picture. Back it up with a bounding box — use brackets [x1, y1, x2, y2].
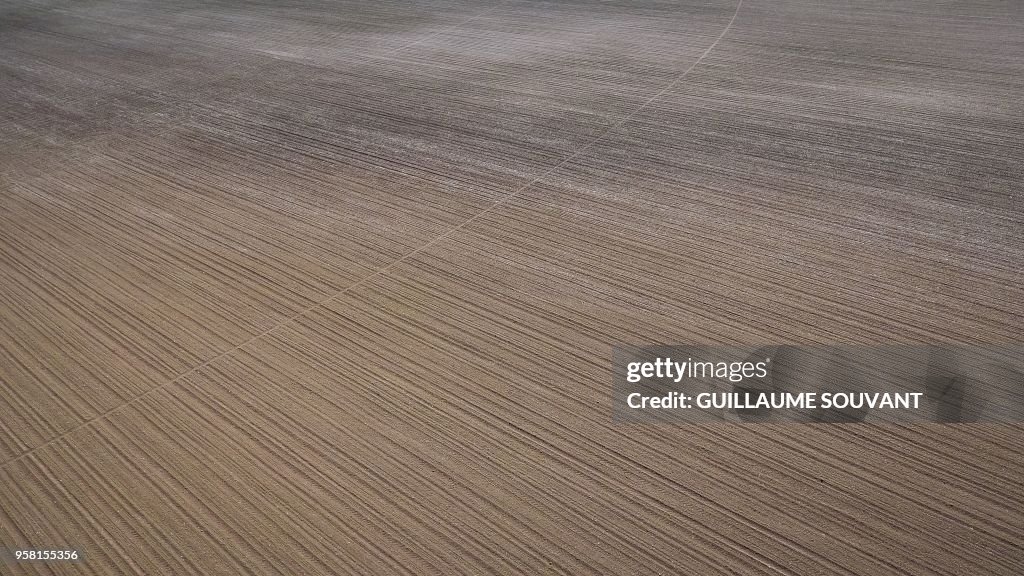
[1, 0, 1022, 574]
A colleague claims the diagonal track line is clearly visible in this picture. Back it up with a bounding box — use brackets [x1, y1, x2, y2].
[1, 0, 744, 469]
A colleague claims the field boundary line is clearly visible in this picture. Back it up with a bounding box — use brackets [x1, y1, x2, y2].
[1, 0, 744, 469]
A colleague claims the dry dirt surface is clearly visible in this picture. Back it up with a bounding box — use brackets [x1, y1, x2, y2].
[2, 0, 1023, 574]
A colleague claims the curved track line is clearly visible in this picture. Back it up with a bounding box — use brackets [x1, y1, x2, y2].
[1, 0, 744, 468]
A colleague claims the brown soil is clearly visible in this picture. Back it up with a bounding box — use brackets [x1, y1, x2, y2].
[2, 0, 1022, 574]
